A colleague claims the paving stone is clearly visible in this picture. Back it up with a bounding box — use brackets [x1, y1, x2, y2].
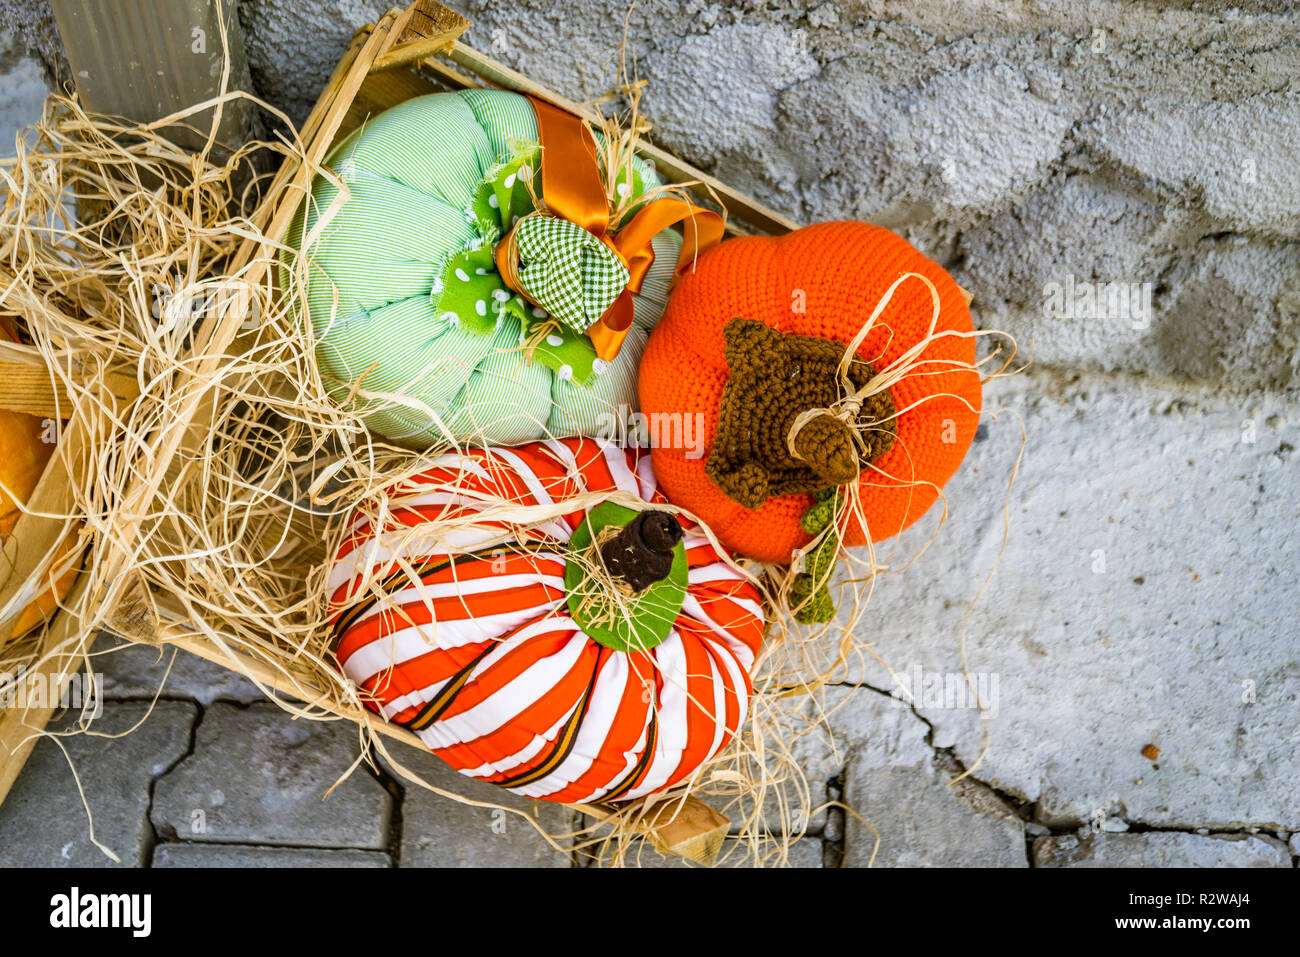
[688, 702, 837, 837]
[96, 637, 264, 705]
[754, 706, 840, 836]
[150, 702, 391, 849]
[1033, 831, 1293, 868]
[832, 372, 1300, 834]
[828, 688, 1027, 868]
[153, 843, 390, 868]
[785, 836, 823, 868]
[0, 701, 195, 867]
[380, 741, 571, 867]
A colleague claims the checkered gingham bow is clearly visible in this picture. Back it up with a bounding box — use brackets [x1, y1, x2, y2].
[512, 215, 630, 332]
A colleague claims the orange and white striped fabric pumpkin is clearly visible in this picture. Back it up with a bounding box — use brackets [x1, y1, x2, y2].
[327, 437, 765, 804]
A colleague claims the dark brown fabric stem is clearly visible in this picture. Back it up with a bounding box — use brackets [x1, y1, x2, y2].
[597, 510, 683, 592]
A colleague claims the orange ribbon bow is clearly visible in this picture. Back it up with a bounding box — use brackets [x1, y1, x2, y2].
[494, 95, 725, 361]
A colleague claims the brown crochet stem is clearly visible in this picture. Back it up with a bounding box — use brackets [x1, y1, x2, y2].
[789, 413, 862, 487]
[706, 318, 897, 510]
[597, 510, 683, 592]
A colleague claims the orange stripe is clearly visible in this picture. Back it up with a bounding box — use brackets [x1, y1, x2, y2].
[536, 649, 655, 803]
[434, 632, 600, 772]
[490, 657, 602, 789]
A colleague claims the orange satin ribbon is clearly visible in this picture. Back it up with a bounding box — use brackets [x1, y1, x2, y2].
[512, 95, 725, 361]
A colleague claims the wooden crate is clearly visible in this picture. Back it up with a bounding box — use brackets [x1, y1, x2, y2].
[1, 0, 799, 862]
[0, 336, 144, 801]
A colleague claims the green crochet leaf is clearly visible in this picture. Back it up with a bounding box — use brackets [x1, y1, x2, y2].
[792, 487, 841, 625]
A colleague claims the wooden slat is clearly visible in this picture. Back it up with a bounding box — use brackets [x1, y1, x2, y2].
[51, 0, 256, 156]
[0, 373, 106, 792]
[370, 0, 470, 72]
[0, 569, 94, 805]
[0, 359, 139, 418]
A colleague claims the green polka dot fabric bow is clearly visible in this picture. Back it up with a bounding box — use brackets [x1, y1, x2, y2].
[432, 147, 610, 384]
[511, 216, 630, 333]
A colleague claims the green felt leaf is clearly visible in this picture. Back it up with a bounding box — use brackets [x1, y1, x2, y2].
[432, 142, 615, 385]
[565, 502, 688, 653]
[523, 320, 597, 385]
[469, 144, 540, 237]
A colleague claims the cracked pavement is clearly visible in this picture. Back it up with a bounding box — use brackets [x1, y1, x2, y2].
[1, 633, 1292, 867]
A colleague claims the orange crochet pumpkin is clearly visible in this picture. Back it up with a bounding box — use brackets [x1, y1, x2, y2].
[639, 221, 981, 564]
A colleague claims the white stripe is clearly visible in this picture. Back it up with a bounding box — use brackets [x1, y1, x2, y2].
[328, 519, 567, 594]
[375, 571, 563, 618]
[491, 446, 556, 508]
[339, 600, 559, 684]
[680, 592, 760, 672]
[581, 695, 653, 804]
[539, 438, 580, 479]
[601, 441, 642, 497]
[683, 562, 747, 585]
[516, 649, 629, 798]
[634, 449, 658, 498]
[713, 637, 750, 735]
[380, 675, 452, 719]
[624, 633, 690, 799]
[407, 453, 495, 484]
[416, 624, 586, 751]
[704, 647, 727, 753]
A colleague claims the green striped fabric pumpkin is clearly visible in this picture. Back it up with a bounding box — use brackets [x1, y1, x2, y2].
[282, 89, 682, 448]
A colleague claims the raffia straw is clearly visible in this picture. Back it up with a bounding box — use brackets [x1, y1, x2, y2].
[0, 30, 1024, 864]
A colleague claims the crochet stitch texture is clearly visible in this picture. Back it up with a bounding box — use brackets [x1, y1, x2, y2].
[640, 220, 982, 564]
[705, 318, 896, 509]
